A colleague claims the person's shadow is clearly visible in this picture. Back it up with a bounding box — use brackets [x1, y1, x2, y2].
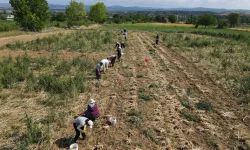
[55, 137, 73, 149]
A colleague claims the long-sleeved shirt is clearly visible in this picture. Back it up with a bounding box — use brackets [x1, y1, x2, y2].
[107, 55, 116, 61]
[101, 59, 110, 72]
[73, 117, 88, 131]
[86, 103, 100, 117]
[96, 63, 102, 72]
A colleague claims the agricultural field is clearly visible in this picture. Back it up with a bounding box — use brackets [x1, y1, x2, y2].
[0, 23, 250, 150]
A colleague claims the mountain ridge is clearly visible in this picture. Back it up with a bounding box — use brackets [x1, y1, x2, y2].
[0, 3, 250, 12]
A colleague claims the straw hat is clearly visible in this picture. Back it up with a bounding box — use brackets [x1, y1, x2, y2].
[89, 98, 96, 104]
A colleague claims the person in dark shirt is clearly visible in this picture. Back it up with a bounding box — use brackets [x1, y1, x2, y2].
[107, 55, 117, 67]
[156, 34, 159, 45]
[117, 46, 122, 62]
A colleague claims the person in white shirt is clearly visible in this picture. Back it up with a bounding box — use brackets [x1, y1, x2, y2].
[73, 116, 93, 143]
[100, 59, 111, 73]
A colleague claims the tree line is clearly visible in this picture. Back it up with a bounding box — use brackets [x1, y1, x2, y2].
[7, 0, 249, 31]
[9, 0, 107, 31]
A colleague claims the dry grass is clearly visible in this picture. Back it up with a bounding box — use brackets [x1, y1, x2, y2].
[1, 27, 250, 150]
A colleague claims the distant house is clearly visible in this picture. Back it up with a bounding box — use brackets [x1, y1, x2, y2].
[7, 15, 14, 19]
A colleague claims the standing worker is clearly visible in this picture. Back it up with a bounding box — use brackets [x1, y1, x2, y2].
[96, 62, 103, 80]
[123, 28, 127, 40]
[117, 46, 122, 62]
[73, 116, 93, 142]
[155, 34, 159, 45]
[107, 55, 117, 67]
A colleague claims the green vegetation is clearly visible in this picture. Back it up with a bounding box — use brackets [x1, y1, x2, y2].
[140, 129, 156, 142]
[103, 24, 250, 43]
[0, 20, 20, 32]
[181, 111, 201, 122]
[0, 54, 96, 98]
[66, 0, 87, 27]
[3, 30, 116, 52]
[168, 15, 177, 23]
[127, 109, 143, 128]
[10, 0, 50, 31]
[195, 14, 217, 28]
[217, 19, 228, 29]
[139, 94, 151, 101]
[17, 114, 45, 148]
[196, 101, 213, 111]
[228, 13, 240, 28]
[181, 100, 192, 109]
[89, 2, 107, 23]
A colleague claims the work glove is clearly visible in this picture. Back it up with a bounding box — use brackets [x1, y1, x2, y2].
[81, 125, 87, 133]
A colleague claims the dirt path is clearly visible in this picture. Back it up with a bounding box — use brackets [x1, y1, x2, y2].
[0, 24, 101, 47]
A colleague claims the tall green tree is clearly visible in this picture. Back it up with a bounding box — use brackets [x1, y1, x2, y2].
[195, 14, 216, 28]
[9, 0, 50, 31]
[217, 19, 228, 29]
[228, 13, 240, 28]
[168, 15, 177, 23]
[65, 0, 86, 26]
[89, 2, 107, 23]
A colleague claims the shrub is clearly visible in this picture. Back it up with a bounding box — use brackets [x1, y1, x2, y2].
[127, 109, 143, 119]
[181, 100, 192, 109]
[196, 101, 213, 111]
[181, 111, 201, 122]
[186, 88, 193, 96]
[139, 94, 151, 101]
[210, 48, 222, 58]
[185, 36, 191, 41]
[1, 55, 31, 88]
[140, 129, 156, 142]
[136, 74, 144, 78]
[239, 75, 250, 95]
[128, 116, 141, 127]
[55, 60, 71, 76]
[25, 114, 42, 144]
[149, 83, 159, 89]
[138, 88, 145, 93]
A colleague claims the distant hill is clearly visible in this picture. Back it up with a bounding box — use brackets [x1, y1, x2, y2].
[0, 3, 250, 13]
[0, 3, 11, 8]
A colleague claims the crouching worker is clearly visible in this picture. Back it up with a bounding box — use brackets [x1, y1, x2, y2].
[101, 59, 111, 73]
[107, 55, 117, 67]
[73, 116, 93, 143]
[96, 62, 103, 80]
[83, 98, 100, 121]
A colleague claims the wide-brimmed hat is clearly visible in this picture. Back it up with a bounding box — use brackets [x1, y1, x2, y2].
[89, 98, 96, 104]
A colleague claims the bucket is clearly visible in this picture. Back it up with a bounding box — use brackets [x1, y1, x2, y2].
[70, 143, 78, 150]
[145, 58, 149, 62]
[109, 117, 117, 125]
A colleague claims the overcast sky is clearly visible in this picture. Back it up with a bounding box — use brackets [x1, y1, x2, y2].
[0, 0, 250, 9]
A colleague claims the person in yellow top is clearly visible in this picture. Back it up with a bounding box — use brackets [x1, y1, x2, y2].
[73, 116, 93, 143]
